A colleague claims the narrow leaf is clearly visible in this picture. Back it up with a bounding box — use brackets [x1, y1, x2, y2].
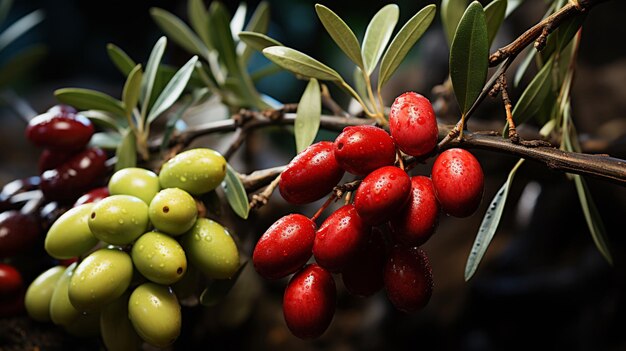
[147, 56, 198, 123]
[221, 164, 250, 219]
[150, 8, 209, 58]
[0, 0, 13, 27]
[0, 9, 44, 52]
[115, 129, 137, 171]
[573, 175, 613, 265]
[238, 31, 283, 53]
[0, 45, 46, 87]
[188, 0, 211, 48]
[230, 3, 247, 40]
[353, 67, 371, 111]
[106, 43, 136, 76]
[209, 2, 240, 76]
[160, 88, 210, 152]
[441, 0, 468, 45]
[541, 14, 585, 62]
[81, 110, 125, 132]
[505, 0, 523, 17]
[239, 1, 270, 61]
[315, 4, 364, 69]
[511, 57, 553, 127]
[90, 132, 122, 150]
[513, 47, 535, 87]
[263, 46, 342, 81]
[199, 261, 248, 307]
[295, 79, 321, 153]
[122, 64, 143, 116]
[361, 4, 399, 75]
[55, 88, 126, 117]
[378, 5, 436, 91]
[465, 159, 525, 281]
[484, 0, 507, 46]
[450, 2, 489, 115]
[141, 37, 167, 116]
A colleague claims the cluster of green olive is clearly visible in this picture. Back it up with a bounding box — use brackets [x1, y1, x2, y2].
[23, 148, 240, 349]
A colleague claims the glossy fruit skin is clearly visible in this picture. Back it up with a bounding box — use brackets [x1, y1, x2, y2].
[149, 188, 197, 236]
[101, 293, 142, 351]
[40, 147, 107, 202]
[25, 265, 65, 321]
[353, 166, 411, 225]
[108, 167, 160, 204]
[389, 176, 440, 246]
[132, 231, 187, 285]
[39, 148, 76, 173]
[159, 148, 227, 195]
[341, 227, 387, 297]
[333, 125, 397, 176]
[128, 283, 181, 348]
[26, 110, 94, 151]
[45, 203, 98, 259]
[283, 264, 336, 339]
[279, 141, 345, 204]
[88, 195, 149, 245]
[0, 176, 41, 211]
[73, 186, 109, 207]
[431, 148, 484, 217]
[389, 92, 438, 157]
[69, 248, 133, 312]
[0, 263, 23, 296]
[253, 214, 316, 280]
[182, 218, 239, 279]
[384, 246, 433, 313]
[49, 263, 80, 326]
[47, 104, 77, 115]
[0, 211, 40, 259]
[313, 205, 369, 272]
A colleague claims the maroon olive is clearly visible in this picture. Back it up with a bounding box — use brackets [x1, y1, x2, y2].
[25, 110, 94, 151]
[389, 176, 440, 246]
[0, 177, 41, 212]
[431, 149, 484, 217]
[73, 186, 109, 207]
[39, 202, 71, 231]
[283, 264, 336, 339]
[341, 227, 387, 297]
[38, 149, 78, 173]
[353, 166, 411, 225]
[0, 211, 41, 259]
[47, 104, 77, 115]
[389, 92, 438, 157]
[333, 125, 397, 176]
[384, 246, 433, 313]
[0, 263, 24, 296]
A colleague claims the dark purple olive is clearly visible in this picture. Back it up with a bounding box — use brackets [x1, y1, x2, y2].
[25, 110, 94, 151]
[39, 149, 78, 173]
[0, 176, 40, 212]
[0, 211, 41, 259]
[73, 187, 109, 207]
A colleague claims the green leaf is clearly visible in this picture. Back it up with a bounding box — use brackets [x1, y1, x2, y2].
[505, 0, 523, 17]
[115, 128, 137, 171]
[55, 88, 126, 117]
[122, 64, 143, 116]
[511, 57, 553, 127]
[450, 2, 489, 115]
[106, 43, 136, 76]
[540, 14, 585, 62]
[151, 8, 209, 58]
[141, 36, 167, 117]
[221, 164, 250, 220]
[199, 261, 248, 307]
[465, 159, 524, 281]
[188, 0, 211, 48]
[378, 5, 436, 91]
[314, 4, 364, 69]
[0, 45, 46, 87]
[0, 0, 13, 27]
[81, 110, 125, 132]
[238, 31, 283, 53]
[239, 1, 270, 62]
[361, 4, 399, 76]
[0, 9, 44, 52]
[295, 79, 321, 153]
[513, 47, 535, 87]
[353, 67, 371, 111]
[263, 46, 342, 81]
[209, 2, 240, 76]
[147, 56, 198, 123]
[230, 3, 247, 40]
[573, 175, 613, 265]
[441, 0, 467, 45]
[89, 132, 122, 150]
[160, 88, 210, 152]
[484, 0, 506, 46]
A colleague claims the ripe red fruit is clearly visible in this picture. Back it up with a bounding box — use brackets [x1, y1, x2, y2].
[73, 186, 110, 207]
[389, 92, 438, 157]
[25, 110, 94, 151]
[253, 214, 316, 279]
[283, 264, 336, 339]
[431, 148, 484, 217]
[333, 125, 396, 176]
[353, 166, 411, 225]
[384, 246, 433, 313]
[0, 211, 40, 259]
[279, 141, 345, 204]
[341, 227, 387, 297]
[389, 176, 440, 246]
[0, 263, 23, 296]
[47, 104, 77, 115]
[38, 148, 77, 173]
[313, 204, 369, 272]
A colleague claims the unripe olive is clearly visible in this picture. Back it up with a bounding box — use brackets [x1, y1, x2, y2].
[149, 188, 198, 236]
[128, 283, 181, 348]
[45, 203, 99, 259]
[25, 265, 65, 321]
[108, 167, 160, 204]
[88, 195, 149, 245]
[69, 248, 133, 312]
[101, 293, 143, 351]
[159, 148, 227, 195]
[132, 231, 187, 285]
[182, 218, 239, 279]
[49, 263, 81, 326]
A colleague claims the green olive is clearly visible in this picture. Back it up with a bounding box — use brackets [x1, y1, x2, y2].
[101, 293, 143, 351]
[108, 167, 160, 204]
[65, 311, 100, 337]
[159, 148, 226, 195]
[128, 283, 181, 348]
[88, 195, 149, 245]
[181, 218, 239, 279]
[25, 265, 65, 321]
[49, 263, 80, 326]
[45, 203, 99, 259]
[68, 248, 133, 312]
[131, 231, 187, 285]
[148, 188, 197, 235]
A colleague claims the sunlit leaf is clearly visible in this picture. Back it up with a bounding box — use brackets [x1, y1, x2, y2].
[221, 164, 249, 219]
[361, 4, 399, 76]
[263, 46, 342, 81]
[230, 3, 247, 40]
[147, 56, 198, 123]
[295, 79, 321, 153]
[484, 0, 506, 46]
[441, 0, 467, 45]
[122, 64, 143, 116]
[510, 57, 553, 128]
[188, 0, 211, 48]
[107, 43, 136, 76]
[238, 31, 283, 53]
[151, 8, 209, 58]
[0, 45, 46, 87]
[573, 175, 613, 265]
[55, 88, 126, 117]
[199, 261, 248, 307]
[90, 132, 122, 150]
[315, 4, 364, 69]
[0, 9, 44, 52]
[115, 128, 137, 171]
[239, 1, 270, 62]
[141, 36, 167, 117]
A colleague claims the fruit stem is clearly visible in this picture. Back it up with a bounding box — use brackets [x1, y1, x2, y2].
[337, 81, 379, 120]
[397, 149, 405, 171]
[310, 194, 337, 222]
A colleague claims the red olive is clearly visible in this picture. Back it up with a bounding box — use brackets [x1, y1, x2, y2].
[0, 263, 24, 296]
[73, 186, 109, 207]
[26, 110, 94, 151]
[389, 176, 440, 246]
[38, 148, 78, 173]
[0, 211, 41, 259]
[333, 125, 396, 176]
[389, 92, 438, 157]
[384, 246, 433, 313]
[47, 104, 77, 115]
[341, 227, 387, 297]
[353, 166, 411, 225]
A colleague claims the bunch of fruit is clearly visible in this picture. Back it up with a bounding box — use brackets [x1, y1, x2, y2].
[252, 92, 484, 339]
[24, 148, 241, 349]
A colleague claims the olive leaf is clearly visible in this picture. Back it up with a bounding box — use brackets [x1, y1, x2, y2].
[513, 47, 535, 87]
[140, 36, 167, 117]
[209, 2, 240, 76]
[315, 4, 364, 69]
[484, 0, 507, 46]
[147, 56, 199, 123]
[540, 13, 586, 62]
[55, 88, 126, 117]
[441, 0, 468, 45]
[361, 4, 399, 76]
[90, 132, 122, 150]
[354, 67, 372, 111]
[239, 1, 270, 62]
[188, 0, 211, 48]
[151, 7, 209, 58]
[199, 261, 248, 307]
[122, 64, 143, 116]
[238, 32, 283, 53]
[115, 128, 137, 171]
[230, 3, 247, 40]
[510, 57, 553, 129]
[81, 110, 125, 132]
[295, 79, 321, 153]
[573, 175, 613, 265]
[222, 164, 250, 220]
[161, 88, 210, 152]
[107, 43, 136, 76]
[263, 46, 342, 81]
[0, 9, 44, 52]
[505, 0, 523, 17]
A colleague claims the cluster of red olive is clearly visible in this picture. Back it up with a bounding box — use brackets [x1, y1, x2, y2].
[252, 92, 485, 339]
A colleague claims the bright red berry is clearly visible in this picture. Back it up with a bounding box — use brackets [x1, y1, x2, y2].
[341, 227, 387, 297]
[353, 166, 411, 225]
[313, 204, 369, 272]
[333, 125, 396, 176]
[384, 246, 433, 313]
[0, 263, 23, 296]
[431, 148, 484, 217]
[283, 264, 336, 339]
[73, 186, 110, 207]
[0, 211, 40, 259]
[26, 110, 94, 151]
[389, 92, 438, 157]
[38, 148, 77, 173]
[389, 176, 439, 246]
[279, 141, 345, 205]
[253, 214, 316, 280]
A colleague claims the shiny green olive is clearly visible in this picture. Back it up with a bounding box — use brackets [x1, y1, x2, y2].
[108, 167, 160, 204]
[128, 283, 181, 348]
[148, 188, 197, 235]
[101, 293, 143, 351]
[159, 148, 226, 195]
[25, 265, 65, 321]
[88, 195, 149, 245]
[131, 231, 187, 285]
[181, 218, 239, 279]
[68, 248, 133, 312]
[49, 263, 80, 326]
[45, 203, 99, 259]
[65, 311, 100, 337]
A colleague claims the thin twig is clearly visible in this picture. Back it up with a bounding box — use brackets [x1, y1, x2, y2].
[250, 174, 281, 209]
